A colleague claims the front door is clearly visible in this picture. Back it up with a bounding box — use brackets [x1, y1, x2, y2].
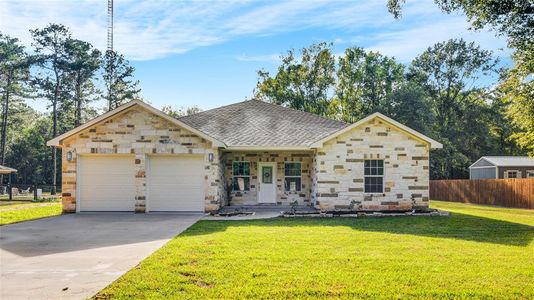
[258, 162, 277, 204]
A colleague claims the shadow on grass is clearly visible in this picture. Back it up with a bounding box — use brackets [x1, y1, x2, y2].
[183, 212, 534, 247]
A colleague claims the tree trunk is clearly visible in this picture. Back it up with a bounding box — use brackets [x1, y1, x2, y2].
[51, 76, 59, 195]
[75, 74, 81, 127]
[0, 72, 11, 185]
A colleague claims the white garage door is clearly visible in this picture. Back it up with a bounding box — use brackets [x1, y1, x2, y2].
[78, 156, 135, 212]
[148, 156, 204, 212]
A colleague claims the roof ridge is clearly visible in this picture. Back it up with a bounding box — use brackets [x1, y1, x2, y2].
[249, 99, 349, 126]
[178, 98, 254, 120]
[180, 98, 348, 126]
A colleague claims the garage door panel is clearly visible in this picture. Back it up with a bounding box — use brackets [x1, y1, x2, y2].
[148, 156, 204, 212]
[80, 177, 135, 186]
[79, 156, 135, 212]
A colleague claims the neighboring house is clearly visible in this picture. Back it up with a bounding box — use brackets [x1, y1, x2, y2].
[469, 156, 534, 179]
[47, 99, 442, 213]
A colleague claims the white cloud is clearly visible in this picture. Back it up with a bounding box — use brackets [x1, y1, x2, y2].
[365, 17, 509, 62]
[0, 0, 511, 62]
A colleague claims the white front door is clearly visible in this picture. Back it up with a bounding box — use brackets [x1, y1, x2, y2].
[258, 162, 277, 204]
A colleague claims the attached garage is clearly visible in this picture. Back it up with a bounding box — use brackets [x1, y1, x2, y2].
[147, 155, 205, 212]
[78, 155, 136, 212]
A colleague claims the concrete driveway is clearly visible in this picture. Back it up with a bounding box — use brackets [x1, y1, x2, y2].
[0, 213, 201, 300]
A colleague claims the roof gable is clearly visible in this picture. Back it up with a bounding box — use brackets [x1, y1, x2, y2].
[470, 156, 534, 168]
[310, 112, 443, 149]
[179, 100, 348, 148]
[47, 100, 225, 147]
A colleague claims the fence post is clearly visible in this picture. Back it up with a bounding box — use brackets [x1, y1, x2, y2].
[8, 173, 12, 201]
[34, 184, 38, 201]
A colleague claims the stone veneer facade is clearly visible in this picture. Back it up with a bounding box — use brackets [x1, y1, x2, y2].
[313, 118, 430, 211]
[59, 105, 433, 213]
[221, 151, 313, 206]
[60, 106, 223, 213]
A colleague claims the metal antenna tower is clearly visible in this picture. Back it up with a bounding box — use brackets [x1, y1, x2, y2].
[107, 0, 114, 110]
[107, 0, 113, 52]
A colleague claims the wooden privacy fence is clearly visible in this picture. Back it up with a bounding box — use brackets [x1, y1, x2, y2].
[430, 178, 534, 209]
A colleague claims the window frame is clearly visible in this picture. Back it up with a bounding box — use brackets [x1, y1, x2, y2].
[232, 161, 251, 191]
[527, 170, 534, 178]
[364, 159, 384, 193]
[284, 162, 302, 192]
[505, 170, 520, 179]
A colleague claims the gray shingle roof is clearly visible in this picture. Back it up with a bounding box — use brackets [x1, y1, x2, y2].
[179, 100, 348, 147]
[479, 156, 534, 167]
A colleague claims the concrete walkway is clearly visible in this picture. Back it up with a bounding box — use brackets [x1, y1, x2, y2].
[0, 213, 201, 300]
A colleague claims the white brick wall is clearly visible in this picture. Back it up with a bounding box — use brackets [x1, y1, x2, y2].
[60, 107, 223, 213]
[314, 118, 430, 211]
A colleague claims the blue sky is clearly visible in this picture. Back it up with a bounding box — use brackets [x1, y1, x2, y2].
[0, 0, 511, 112]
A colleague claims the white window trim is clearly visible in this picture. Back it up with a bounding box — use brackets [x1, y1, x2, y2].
[364, 159, 385, 194]
[284, 162, 302, 192]
[527, 170, 534, 178]
[504, 170, 521, 179]
[232, 161, 251, 191]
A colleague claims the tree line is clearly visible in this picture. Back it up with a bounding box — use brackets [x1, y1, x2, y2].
[255, 0, 533, 179]
[1, 0, 532, 187]
[1, 24, 140, 190]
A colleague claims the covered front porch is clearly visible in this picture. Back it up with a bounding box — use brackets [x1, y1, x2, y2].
[219, 150, 316, 208]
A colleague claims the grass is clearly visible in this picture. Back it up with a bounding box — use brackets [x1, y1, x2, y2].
[96, 201, 534, 299]
[0, 200, 62, 225]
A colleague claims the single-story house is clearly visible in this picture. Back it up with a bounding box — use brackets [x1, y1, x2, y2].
[469, 156, 534, 179]
[47, 99, 442, 213]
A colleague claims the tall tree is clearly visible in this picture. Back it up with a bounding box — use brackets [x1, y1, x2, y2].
[0, 33, 32, 183]
[336, 47, 405, 122]
[409, 39, 500, 178]
[30, 23, 72, 194]
[387, 0, 534, 53]
[408, 39, 499, 130]
[65, 39, 101, 127]
[161, 105, 202, 118]
[383, 82, 435, 135]
[255, 42, 336, 117]
[498, 48, 534, 156]
[102, 50, 140, 110]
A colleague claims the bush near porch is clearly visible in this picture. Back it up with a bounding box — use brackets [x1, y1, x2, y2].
[96, 201, 534, 299]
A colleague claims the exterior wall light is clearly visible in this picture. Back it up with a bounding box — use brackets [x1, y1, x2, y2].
[208, 153, 214, 162]
[66, 151, 73, 161]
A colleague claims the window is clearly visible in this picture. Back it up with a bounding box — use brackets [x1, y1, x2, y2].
[527, 170, 534, 178]
[232, 162, 250, 191]
[505, 170, 519, 179]
[284, 162, 301, 192]
[364, 160, 384, 193]
[262, 166, 273, 184]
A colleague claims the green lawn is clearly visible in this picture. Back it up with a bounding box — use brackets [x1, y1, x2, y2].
[96, 201, 534, 299]
[0, 201, 62, 225]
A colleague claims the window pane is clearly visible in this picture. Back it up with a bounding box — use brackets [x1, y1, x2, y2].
[285, 177, 301, 191]
[262, 166, 273, 184]
[233, 162, 250, 176]
[377, 166, 384, 176]
[364, 160, 370, 168]
[378, 160, 384, 168]
[285, 163, 301, 177]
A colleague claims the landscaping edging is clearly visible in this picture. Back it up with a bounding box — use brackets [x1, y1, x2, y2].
[282, 210, 449, 218]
